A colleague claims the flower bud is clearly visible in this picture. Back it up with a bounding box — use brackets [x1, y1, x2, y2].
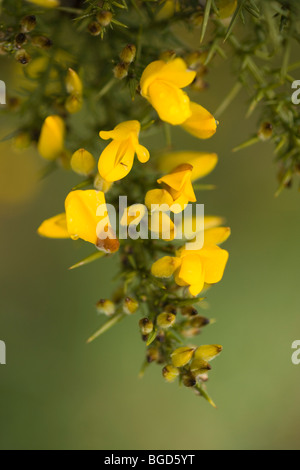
[258, 122, 273, 141]
[171, 347, 195, 367]
[66, 68, 83, 96]
[21, 15, 37, 33]
[96, 299, 115, 316]
[162, 365, 179, 383]
[88, 22, 102, 36]
[119, 44, 136, 64]
[96, 11, 113, 27]
[139, 318, 154, 335]
[38, 115, 65, 161]
[190, 316, 210, 328]
[189, 358, 212, 376]
[15, 33, 27, 47]
[94, 173, 112, 193]
[182, 372, 197, 388]
[157, 312, 176, 329]
[71, 149, 95, 176]
[113, 62, 129, 80]
[194, 344, 223, 362]
[147, 347, 160, 363]
[31, 35, 53, 49]
[181, 306, 198, 317]
[65, 95, 83, 114]
[15, 49, 31, 65]
[215, 0, 238, 19]
[123, 297, 139, 315]
[13, 132, 31, 149]
[159, 50, 176, 62]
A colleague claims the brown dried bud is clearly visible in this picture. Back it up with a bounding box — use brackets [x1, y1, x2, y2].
[15, 49, 31, 65]
[119, 44, 136, 64]
[113, 62, 129, 80]
[20, 15, 37, 33]
[88, 22, 102, 36]
[31, 35, 53, 49]
[96, 11, 113, 26]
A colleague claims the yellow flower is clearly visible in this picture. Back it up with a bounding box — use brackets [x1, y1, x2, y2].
[157, 151, 218, 182]
[140, 58, 196, 125]
[27, 0, 60, 7]
[151, 226, 230, 296]
[70, 148, 96, 176]
[38, 190, 119, 253]
[37, 213, 69, 239]
[37, 115, 65, 161]
[156, 0, 179, 21]
[181, 102, 217, 139]
[215, 0, 237, 18]
[157, 163, 196, 213]
[98, 121, 150, 182]
[162, 365, 180, 383]
[120, 204, 147, 226]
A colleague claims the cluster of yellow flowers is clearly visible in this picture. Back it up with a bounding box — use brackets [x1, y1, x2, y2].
[36, 55, 230, 404]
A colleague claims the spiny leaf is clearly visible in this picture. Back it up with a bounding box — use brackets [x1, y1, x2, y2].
[87, 313, 126, 344]
[69, 250, 106, 270]
[146, 328, 158, 346]
[200, 0, 213, 43]
[224, 0, 247, 42]
[196, 385, 217, 408]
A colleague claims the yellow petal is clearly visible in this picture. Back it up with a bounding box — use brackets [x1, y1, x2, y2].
[98, 140, 135, 182]
[189, 282, 205, 296]
[177, 253, 204, 287]
[148, 81, 192, 125]
[182, 102, 217, 140]
[135, 144, 150, 163]
[140, 59, 196, 96]
[100, 120, 140, 142]
[37, 115, 65, 161]
[37, 213, 70, 239]
[27, 0, 59, 7]
[151, 256, 181, 278]
[71, 148, 95, 176]
[65, 190, 106, 245]
[145, 189, 173, 211]
[158, 163, 193, 192]
[199, 246, 229, 284]
[204, 227, 231, 246]
[157, 151, 218, 182]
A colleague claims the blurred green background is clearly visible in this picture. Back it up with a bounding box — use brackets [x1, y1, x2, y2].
[1, 53, 300, 451]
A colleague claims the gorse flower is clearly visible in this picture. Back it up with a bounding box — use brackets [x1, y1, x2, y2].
[157, 163, 196, 212]
[98, 121, 150, 182]
[38, 190, 120, 253]
[140, 58, 196, 125]
[151, 226, 230, 296]
[157, 151, 218, 182]
[65, 68, 83, 114]
[37, 115, 65, 161]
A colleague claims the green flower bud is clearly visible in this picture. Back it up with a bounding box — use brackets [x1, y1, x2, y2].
[31, 35, 53, 49]
[162, 365, 179, 383]
[258, 122, 273, 141]
[113, 62, 129, 80]
[181, 306, 198, 317]
[119, 44, 136, 64]
[15, 49, 31, 65]
[147, 347, 160, 363]
[88, 22, 102, 36]
[20, 15, 37, 33]
[96, 299, 116, 316]
[139, 318, 154, 335]
[96, 11, 113, 27]
[157, 312, 176, 329]
[65, 95, 83, 114]
[15, 33, 27, 46]
[182, 373, 197, 388]
[190, 316, 210, 328]
[171, 347, 195, 368]
[189, 358, 212, 376]
[123, 297, 139, 315]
